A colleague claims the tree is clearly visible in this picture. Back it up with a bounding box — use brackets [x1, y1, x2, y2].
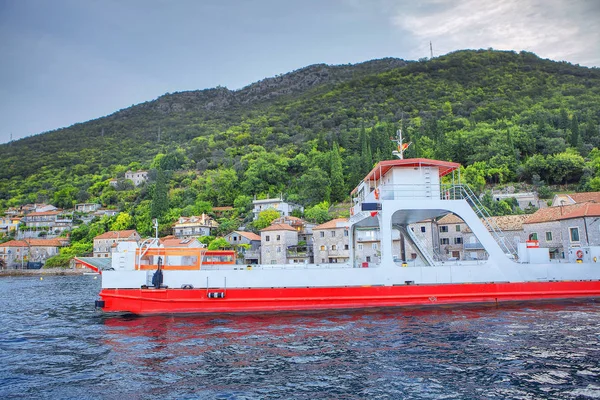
[329, 143, 345, 203]
[253, 209, 280, 231]
[297, 167, 330, 206]
[207, 237, 231, 250]
[110, 212, 133, 231]
[151, 170, 169, 219]
[304, 201, 332, 224]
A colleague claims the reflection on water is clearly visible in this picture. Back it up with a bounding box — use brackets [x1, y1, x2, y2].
[1, 276, 600, 399]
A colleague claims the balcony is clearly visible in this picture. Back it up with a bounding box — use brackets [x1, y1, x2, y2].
[287, 245, 313, 258]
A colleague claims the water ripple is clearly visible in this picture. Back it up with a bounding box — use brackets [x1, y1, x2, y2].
[1, 276, 600, 399]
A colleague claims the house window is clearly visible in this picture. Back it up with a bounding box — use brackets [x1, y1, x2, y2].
[344, 244, 349, 250]
[344, 230, 348, 237]
[276, 247, 281, 253]
[372, 243, 377, 250]
[440, 238, 450, 245]
[454, 237, 462, 244]
[331, 245, 337, 250]
[322, 258, 326, 263]
[546, 232, 552, 241]
[529, 233, 538, 241]
[439, 226, 448, 233]
[331, 231, 336, 237]
[266, 235, 270, 242]
[570, 227, 580, 242]
[276, 235, 281, 241]
[456, 225, 461, 232]
[271, 260, 276, 264]
[320, 245, 325, 251]
[320, 232, 324, 238]
[366, 256, 371, 262]
[358, 244, 363, 250]
[421, 226, 426, 233]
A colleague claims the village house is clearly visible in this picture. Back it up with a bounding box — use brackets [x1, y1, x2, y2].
[93, 230, 141, 257]
[553, 202, 600, 258]
[75, 203, 102, 213]
[160, 237, 204, 248]
[0, 238, 67, 268]
[552, 192, 600, 207]
[260, 224, 299, 264]
[224, 231, 261, 264]
[173, 214, 219, 238]
[522, 204, 586, 259]
[436, 214, 468, 260]
[313, 218, 350, 264]
[20, 210, 73, 238]
[0, 216, 21, 235]
[252, 195, 303, 220]
[124, 170, 149, 186]
[492, 190, 545, 210]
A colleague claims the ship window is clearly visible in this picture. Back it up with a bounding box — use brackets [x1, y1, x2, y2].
[439, 226, 448, 233]
[455, 225, 461, 232]
[570, 227, 580, 242]
[454, 237, 462, 244]
[421, 226, 426, 233]
[320, 231, 324, 238]
[440, 238, 450, 245]
[546, 232, 552, 241]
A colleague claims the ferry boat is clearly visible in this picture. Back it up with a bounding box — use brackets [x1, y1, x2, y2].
[89, 132, 600, 315]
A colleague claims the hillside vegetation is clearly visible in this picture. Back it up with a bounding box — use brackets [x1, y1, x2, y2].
[1, 49, 600, 237]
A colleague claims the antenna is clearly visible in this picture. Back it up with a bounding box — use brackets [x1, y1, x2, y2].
[391, 129, 411, 160]
[430, 41, 433, 59]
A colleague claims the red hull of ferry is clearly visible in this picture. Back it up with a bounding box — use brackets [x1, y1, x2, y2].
[99, 281, 600, 315]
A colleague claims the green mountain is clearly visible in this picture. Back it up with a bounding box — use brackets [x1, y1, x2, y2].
[2, 49, 600, 233]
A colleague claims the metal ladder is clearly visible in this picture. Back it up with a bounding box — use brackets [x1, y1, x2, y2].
[449, 185, 518, 257]
[398, 224, 440, 266]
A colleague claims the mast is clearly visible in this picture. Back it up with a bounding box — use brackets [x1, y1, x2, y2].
[391, 129, 411, 159]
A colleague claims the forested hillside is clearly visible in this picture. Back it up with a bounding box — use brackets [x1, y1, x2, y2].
[1, 49, 600, 238]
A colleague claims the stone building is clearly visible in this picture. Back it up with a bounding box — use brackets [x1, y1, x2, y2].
[313, 218, 350, 264]
[552, 192, 600, 207]
[252, 195, 303, 220]
[173, 214, 219, 238]
[260, 224, 298, 265]
[124, 170, 149, 186]
[225, 230, 262, 264]
[93, 230, 141, 258]
[523, 204, 582, 259]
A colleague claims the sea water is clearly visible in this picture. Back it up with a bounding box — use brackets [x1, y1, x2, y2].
[1, 275, 599, 399]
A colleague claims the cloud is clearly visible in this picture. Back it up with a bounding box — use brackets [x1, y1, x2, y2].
[390, 0, 600, 66]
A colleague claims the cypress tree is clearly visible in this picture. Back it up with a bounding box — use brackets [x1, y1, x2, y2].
[330, 143, 345, 202]
[151, 170, 169, 219]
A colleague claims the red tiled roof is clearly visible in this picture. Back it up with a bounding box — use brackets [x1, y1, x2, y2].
[568, 192, 600, 204]
[0, 240, 28, 247]
[160, 238, 201, 248]
[26, 239, 64, 247]
[555, 202, 600, 220]
[94, 230, 139, 240]
[234, 231, 261, 241]
[313, 218, 349, 230]
[27, 211, 62, 216]
[525, 203, 588, 224]
[260, 223, 296, 232]
[437, 214, 464, 224]
[213, 206, 234, 211]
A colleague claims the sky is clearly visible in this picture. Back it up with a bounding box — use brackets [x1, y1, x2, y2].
[0, 0, 599, 144]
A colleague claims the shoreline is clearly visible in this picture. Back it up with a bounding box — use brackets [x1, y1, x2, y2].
[0, 268, 92, 277]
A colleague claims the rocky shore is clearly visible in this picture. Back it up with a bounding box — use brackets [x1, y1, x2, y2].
[0, 268, 91, 277]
